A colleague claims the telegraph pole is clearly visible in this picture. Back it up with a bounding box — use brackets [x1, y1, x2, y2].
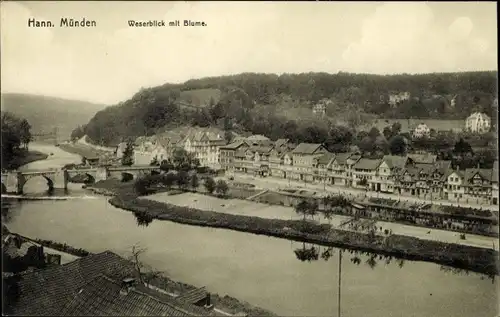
[338, 249, 342, 317]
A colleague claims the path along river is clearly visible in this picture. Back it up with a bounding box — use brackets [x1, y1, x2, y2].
[3, 143, 499, 317]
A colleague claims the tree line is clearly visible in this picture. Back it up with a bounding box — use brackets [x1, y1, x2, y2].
[77, 71, 497, 147]
[1, 112, 33, 169]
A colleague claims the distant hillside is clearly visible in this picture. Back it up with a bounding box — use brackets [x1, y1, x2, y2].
[1, 93, 107, 141]
[80, 71, 497, 146]
[177, 88, 221, 108]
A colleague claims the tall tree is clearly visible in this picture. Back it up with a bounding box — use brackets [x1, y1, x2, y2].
[121, 142, 134, 166]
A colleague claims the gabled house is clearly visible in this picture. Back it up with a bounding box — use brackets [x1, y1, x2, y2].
[328, 153, 353, 186]
[289, 143, 328, 182]
[219, 141, 249, 171]
[464, 167, 494, 204]
[249, 145, 274, 177]
[312, 152, 335, 184]
[352, 158, 382, 190]
[184, 130, 226, 167]
[443, 168, 466, 202]
[377, 155, 408, 193]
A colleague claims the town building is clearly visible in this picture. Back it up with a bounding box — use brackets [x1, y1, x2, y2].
[463, 167, 494, 205]
[465, 112, 491, 133]
[133, 136, 169, 165]
[219, 141, 249, 171]
[443, 168, 466, 202]
[352, 158, 382, 191]
[184, 130, 226, 168]
[377, 155, 408, 193]
[412, 123, 431, 138]
[289, 143, 328, 183]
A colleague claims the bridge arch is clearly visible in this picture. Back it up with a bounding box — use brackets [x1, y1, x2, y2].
[1, 183, 6, 194]
[69, 173, 96, 184]
[22, 175, 54, 194]
[121, 172, 135, 182]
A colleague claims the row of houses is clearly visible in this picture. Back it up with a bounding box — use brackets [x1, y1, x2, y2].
[221, 139, 499, 206]
[116, 127, 237, 168]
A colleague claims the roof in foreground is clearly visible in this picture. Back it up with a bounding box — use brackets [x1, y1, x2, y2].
[10, 251, 211, 316]
[61, 274, 199, 316]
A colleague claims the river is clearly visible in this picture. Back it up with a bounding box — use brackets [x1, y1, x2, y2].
[3, 143, 499, 317]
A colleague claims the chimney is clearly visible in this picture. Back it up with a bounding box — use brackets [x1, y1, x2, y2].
[120, 277, 136, 296]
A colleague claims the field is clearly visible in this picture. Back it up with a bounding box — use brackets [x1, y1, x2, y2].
[360, 118, 465, 133]
[177, 88, 222, 107]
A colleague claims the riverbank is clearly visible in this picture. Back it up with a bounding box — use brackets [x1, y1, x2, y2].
[6, 150, 48, 169]
[6, 228, 276, 316]
[89, 180, 499, 276]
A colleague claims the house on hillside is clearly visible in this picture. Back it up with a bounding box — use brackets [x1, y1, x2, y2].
[388, 92, 410, 106]
[412, 123, 431, 139]
[465, 112, 491, 133]
[312, 103, 326, 117]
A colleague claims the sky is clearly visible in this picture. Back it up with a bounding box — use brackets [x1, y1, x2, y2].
[1, 1, 497, 105]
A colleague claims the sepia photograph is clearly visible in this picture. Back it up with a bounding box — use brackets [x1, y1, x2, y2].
[1, 1, 498, 316]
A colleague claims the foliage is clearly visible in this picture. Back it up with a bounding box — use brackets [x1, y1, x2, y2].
[159, 160, 175, 172]
[215, 179, 229, 197]
[172, 148, 199, 171]
[389, 135, 408, 155]
[1, 112, 33, 168]
[176, 171, 190, 190]
[161, 172, 178, 189]
[70, 125, 86, 141]
[190, 174, 200, 191]
[121, 142, 134, 166]
[204, 177, 216, 194]
[80, 72, 497, 146]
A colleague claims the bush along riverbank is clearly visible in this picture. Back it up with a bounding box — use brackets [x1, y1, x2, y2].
[108, 193, 499, 276]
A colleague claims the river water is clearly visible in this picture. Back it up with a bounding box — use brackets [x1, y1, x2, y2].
[3, 143, 499, 317]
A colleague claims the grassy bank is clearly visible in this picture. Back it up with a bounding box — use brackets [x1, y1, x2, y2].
[87, 177, 498, 277]
[8, 150, 48, 169]
[110, 195, 498, 276]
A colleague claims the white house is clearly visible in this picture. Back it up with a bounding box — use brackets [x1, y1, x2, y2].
[412, 123, 431, 138]
[465, 112, 491, 133]
[388, 92, 410, 106]
[443, 168, 466, 202]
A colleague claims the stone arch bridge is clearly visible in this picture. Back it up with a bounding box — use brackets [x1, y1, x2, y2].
[1, 165, 161, 194]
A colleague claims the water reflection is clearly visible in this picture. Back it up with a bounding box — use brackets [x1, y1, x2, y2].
[292, 242, 497, 282]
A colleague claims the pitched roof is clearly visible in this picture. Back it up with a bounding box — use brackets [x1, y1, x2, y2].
[382, 155, 408, 169]
[246, 134, 270, 141]
[446, 169, 464, 178]
[332, 153, 352, 165]
[315, 152, 335, 165]
[11, 251, 135, 316]
[249, 145, 273, 154]
[176, 287, 208, 305]
[464, 168, 493, 183]
[11, 251, 210, 316]
[60, 274, 201, 316]
[353, 158, 382, 171]
[408, 153, 437, 164]
[220, 141, 246, 150]
[291, 143, 324, 155]
[274, 139, 290, 148]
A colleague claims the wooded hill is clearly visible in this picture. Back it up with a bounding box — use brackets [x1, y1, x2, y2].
[79, 71, 497, 146]
[1, 93, 107, 141]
